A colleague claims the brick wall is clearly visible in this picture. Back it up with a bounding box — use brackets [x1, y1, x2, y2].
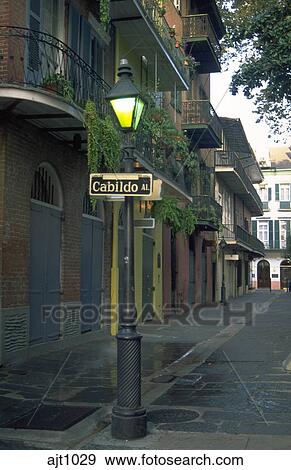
[1, 118, 87, 308]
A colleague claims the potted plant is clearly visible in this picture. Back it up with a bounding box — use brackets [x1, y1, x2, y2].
[158, 5, 166, 16]
[169, 27, 175, 37]
[42, 73, 74, 102]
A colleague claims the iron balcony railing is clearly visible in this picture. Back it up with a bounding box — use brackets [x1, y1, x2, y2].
[182, 14, 221, 58]
[221, 224, 265, 255]
[138, 0, 189, 84]
[0, 26, 110, 114]
[215, 151, 263, 211]
[135, 128, 191, 195]
[182, 100, 222, 142]
[192, 195, 222, 226]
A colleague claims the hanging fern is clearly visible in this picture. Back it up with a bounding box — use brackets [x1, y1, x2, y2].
[85, 100, 102, 173]
[84, 100, 121, 173]
[154, 197, 197, 235]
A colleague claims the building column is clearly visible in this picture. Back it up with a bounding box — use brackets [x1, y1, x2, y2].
[194, 234, 202, 304]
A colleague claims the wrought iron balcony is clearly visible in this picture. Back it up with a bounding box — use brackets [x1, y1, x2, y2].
[215, 151, 263, 216]
[0, 26, 110, 152]
[183, 14, 221, 73]
[192, 195, 222, 231]
[0, 26, 109, 111]
[182, 100, 222, 148]
[220, 224, 265, 257]
[134, 128, 191, 200]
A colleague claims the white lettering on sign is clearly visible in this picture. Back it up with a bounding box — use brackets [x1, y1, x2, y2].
[89, 173, 153, 197]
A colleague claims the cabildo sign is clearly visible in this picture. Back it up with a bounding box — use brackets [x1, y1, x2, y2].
[90, 173, 153, 197]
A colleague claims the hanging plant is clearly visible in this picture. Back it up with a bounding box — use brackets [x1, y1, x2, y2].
[181, 205, 198, 236]
[154, 197, 197, 235]
[100, 0, 110, 26]
[84, 100, 121, 173]
[154, 197, 182, 233]
[184, 151, 200, 178]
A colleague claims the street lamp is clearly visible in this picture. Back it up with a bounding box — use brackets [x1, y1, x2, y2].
[107, 59, 147, 439]
[219, 237, 227, 305]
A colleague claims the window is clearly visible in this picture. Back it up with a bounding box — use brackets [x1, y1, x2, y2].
[280, 184, 290, 201]
[258, 222, 269, 246]
[260, 187, 268, 202]
[281, 221, 287, 249]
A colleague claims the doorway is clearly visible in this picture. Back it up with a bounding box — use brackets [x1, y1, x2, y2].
[257, 259, 270, 288]
[29, 163, 62, 344]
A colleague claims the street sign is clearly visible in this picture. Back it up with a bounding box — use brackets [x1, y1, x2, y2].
[90, 173, 153, 197]
[225, 254, 239, 261]
[134, 218, 155, 229]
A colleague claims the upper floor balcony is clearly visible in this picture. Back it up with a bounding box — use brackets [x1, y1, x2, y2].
[0, 26, 109, 153]
[183, 15, 221, 73]
[220, 224, 265, 258]
[134, 128, 192, 201]
[215, 151, 263, 216]
[110, 0, 189, 90]
[192, 195, 222, 231]
[182, 100, 222, 148]
[0, 26, 192, 201]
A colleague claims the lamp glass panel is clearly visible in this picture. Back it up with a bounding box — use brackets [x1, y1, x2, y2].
[133, 98, 145, 130]
[110, 97, 136, 129]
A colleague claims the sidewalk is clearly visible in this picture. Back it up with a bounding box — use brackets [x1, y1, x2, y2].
[1, 290, 290, 449]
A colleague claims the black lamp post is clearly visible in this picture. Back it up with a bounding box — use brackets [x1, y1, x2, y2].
[106, 59, 147, 439]
[219, 237, 227, 305]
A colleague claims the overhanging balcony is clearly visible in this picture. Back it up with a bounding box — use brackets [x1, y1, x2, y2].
[192, 195, 222, 231]
[183, 15, 221, 73]
[220, 224, 265, 258]
[215, 151, 263, 216]
[182, 100, 222, 148]
[110, 0, 189, 90]
[0, 26, 109, 153]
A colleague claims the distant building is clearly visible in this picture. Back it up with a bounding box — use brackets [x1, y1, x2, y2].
[251, 146, 291, 290]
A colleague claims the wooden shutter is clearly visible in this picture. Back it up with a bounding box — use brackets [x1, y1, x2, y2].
[269, 220, 274, 249]
[275, 184, 280, 201]
[252, 220, 257, 237]
[268, 188, 272, 201]
[82, 18, 91, 64]
[29, 0, 41, 70]
[274, 220, 280, 249]
[69, 3, 80, 53]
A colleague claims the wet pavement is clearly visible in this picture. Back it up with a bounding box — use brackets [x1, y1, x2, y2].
[147, 291, 291, 438]
[2, 290, 291, 449]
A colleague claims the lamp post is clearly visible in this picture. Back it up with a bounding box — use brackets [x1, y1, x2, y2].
[106, 59, 147, 439]
[219, 237, 227, 305]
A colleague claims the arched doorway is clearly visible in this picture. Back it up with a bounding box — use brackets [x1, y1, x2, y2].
[280, 259, 291, 290]
[80, 194, 104, 333]
[257, 259, 270, 288]
[30, 163, 63, 344]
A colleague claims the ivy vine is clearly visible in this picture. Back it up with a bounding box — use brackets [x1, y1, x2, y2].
[84, 100, 121, 173]
[99, 0, 110, 26]
[154, 197, 197, 236]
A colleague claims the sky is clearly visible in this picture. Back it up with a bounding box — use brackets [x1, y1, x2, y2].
[210, 65, 289, 162]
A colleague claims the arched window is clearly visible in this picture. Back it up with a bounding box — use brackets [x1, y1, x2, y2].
[31, 162, 62, 207]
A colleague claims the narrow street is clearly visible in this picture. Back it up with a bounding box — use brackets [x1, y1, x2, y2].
[0, 290, 291, 449]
